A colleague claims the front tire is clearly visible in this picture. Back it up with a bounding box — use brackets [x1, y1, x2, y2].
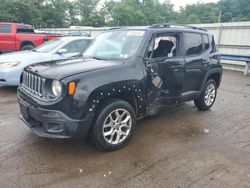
[90, 99, 136, 151]
[194, 79, 217, 111]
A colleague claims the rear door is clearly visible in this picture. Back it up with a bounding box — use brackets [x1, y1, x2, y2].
[182, 32, 207, 93]
[0, 24, 15, 51]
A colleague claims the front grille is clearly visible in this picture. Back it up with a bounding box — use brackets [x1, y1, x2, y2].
[21, 71, 45, 98]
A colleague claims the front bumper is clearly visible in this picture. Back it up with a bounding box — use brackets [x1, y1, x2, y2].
[0, 68, 22, 86]
[18, 96, 95, 139]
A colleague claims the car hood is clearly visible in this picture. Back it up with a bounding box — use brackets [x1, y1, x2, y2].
[0, 50, 47, 62]
[25, 58, 123, 80]
[0, 50, 53, 69]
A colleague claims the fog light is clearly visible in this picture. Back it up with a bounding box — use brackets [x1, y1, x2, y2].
[43, 111, 61, 118]
[45, 122, 64, 133]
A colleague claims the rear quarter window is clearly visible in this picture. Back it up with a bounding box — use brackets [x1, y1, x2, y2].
[0, 24, 11, 33]
[184, 33, 202, 56]
[211, 35, 217, 53]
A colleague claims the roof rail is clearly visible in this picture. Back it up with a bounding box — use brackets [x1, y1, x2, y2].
[150, 23, 207, 32]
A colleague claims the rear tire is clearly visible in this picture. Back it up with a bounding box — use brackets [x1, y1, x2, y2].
[90, 99, 136, 151]
[21, 45, 34, 51]
[194, 79, 217, 111]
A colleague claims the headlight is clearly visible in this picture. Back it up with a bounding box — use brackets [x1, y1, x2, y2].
[0, 61, 20, 68]
[52, 80, 62, 97]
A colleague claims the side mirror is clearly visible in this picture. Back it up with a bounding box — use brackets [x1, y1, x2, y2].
[74, 52, 81, 57]
[57, 48, 68, 54]
[70, 52, 82, 58]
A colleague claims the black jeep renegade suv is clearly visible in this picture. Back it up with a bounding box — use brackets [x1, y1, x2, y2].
[18, 24, 222, 151]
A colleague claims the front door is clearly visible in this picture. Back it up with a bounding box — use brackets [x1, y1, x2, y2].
[145, 32, 185, 108]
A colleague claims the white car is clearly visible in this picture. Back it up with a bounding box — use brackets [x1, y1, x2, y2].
[0, 36, 93, 86]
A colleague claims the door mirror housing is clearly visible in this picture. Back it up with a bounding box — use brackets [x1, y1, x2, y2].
[57, 48, 68, 54]
[70, 52, 82, 58]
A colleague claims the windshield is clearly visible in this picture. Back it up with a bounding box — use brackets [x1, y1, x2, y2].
[83, 30, 145, 60]
[34, 38, 65, 53]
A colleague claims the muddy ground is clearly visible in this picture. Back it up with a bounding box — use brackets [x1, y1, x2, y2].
[0, 70, 250, 188]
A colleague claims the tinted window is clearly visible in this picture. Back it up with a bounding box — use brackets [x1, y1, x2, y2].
[203, 34, 210, 50]
[184, 33, 202, 56]
[16, 25, 34, 33]
[0, 24, 11, 33]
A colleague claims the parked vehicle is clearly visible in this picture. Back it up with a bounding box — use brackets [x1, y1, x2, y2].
[0, 36, 93, 86]
[17, 24, 222, 151]
[0, 22, 60, 53]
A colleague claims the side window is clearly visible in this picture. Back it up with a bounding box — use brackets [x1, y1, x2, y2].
[149, 34, 178, 59]
[72, 40, 91, 53]
[63, 40, 90, 53]
[184, 33, 202, 56]
[203, 34, 210, 51]
[0, 24, 11, 33]
[16, 25, 34, 33]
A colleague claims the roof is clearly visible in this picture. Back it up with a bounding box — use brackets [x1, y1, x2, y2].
[109, 23, 208, 34]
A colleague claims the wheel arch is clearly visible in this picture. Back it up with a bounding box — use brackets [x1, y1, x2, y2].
[206, 72, 221, 88]
[203, 68, 222, 89]
[86, 81, 147, 119]
[20, 40, 35, 50]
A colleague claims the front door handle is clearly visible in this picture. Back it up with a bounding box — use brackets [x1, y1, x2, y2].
[171, 65, 183, 72]
[171, 65, 182, 69]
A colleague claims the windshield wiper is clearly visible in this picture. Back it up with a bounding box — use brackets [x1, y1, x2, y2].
[92, 56, 108, 61]
[71, 53, 82, 58]
[82, 56, 109, 61]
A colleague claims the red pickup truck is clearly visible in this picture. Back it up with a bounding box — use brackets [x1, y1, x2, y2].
[0, 22, 60, 54]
